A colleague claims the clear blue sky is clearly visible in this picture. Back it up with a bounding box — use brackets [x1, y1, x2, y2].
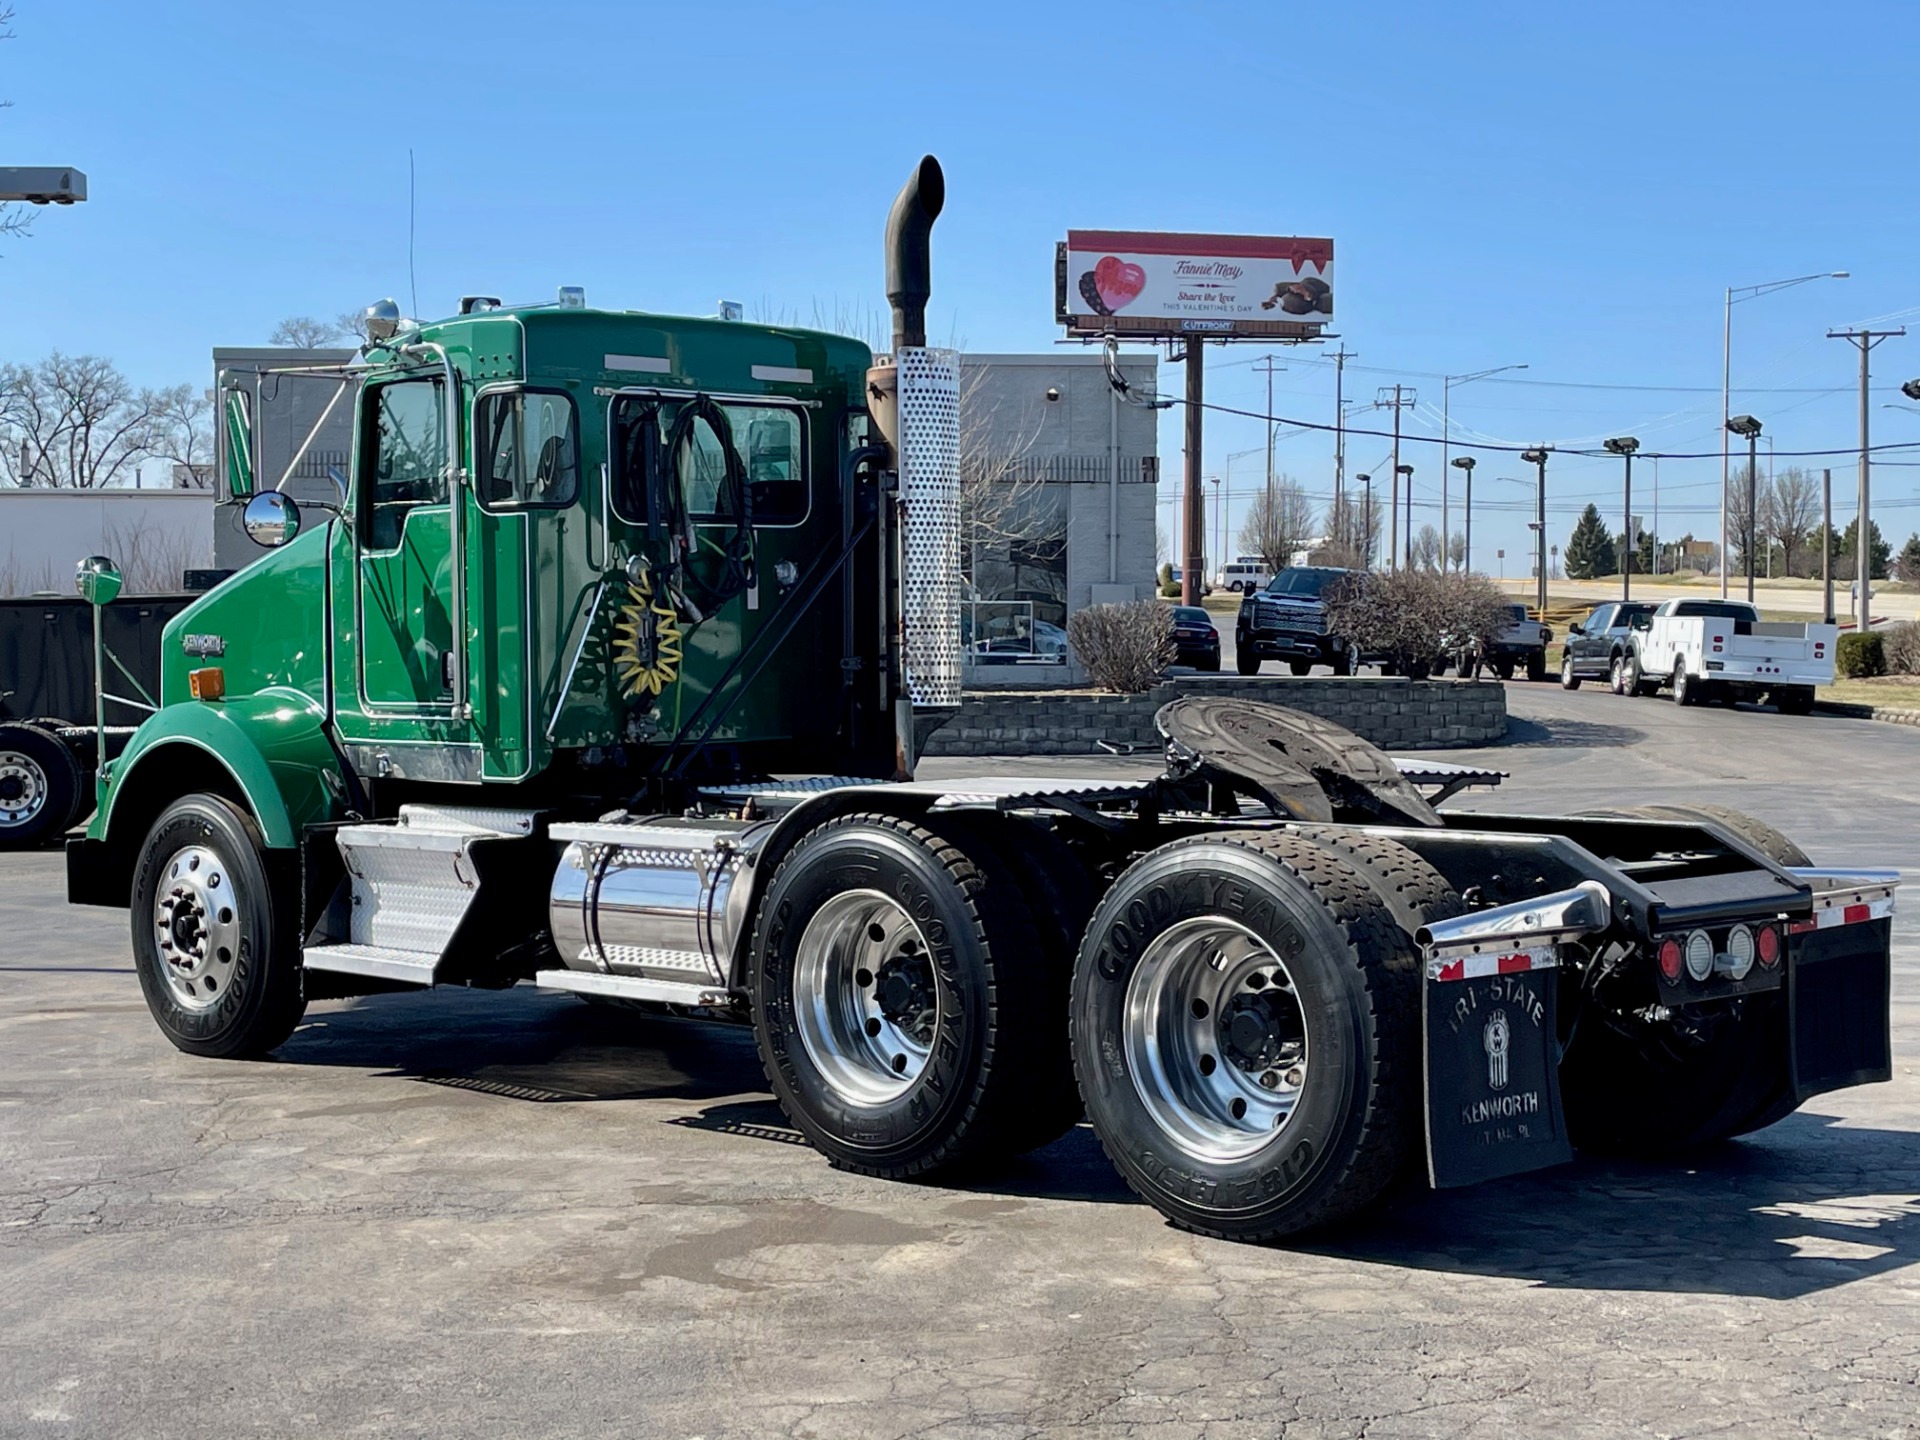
[8, 0, 1920, 569]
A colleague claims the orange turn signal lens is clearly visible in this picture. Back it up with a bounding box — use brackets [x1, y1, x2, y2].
[187, 667, 226, 701]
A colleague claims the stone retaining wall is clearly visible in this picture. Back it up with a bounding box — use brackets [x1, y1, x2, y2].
[921, 677, 1508, 757]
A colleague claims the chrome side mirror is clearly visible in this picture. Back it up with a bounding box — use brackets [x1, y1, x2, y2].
[74, 554, 122, 607]
[243, 490, 302, 547]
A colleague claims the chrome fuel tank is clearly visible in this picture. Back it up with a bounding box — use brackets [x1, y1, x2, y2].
[548, 818, 774, 986]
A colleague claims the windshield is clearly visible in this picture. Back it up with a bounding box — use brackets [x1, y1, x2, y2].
[1266, 568, 1341, 597]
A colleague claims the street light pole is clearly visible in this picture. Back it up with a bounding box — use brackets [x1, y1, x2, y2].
[1450, 455, 1476, 574]
[1727, 415, 1763, 603]
[1605, 437, 1640, 601]
[1521, 448, 1551, 615]
[1356, 473, 1373, 569]
[1441, 364, 1526, 571]
[1824, 330, 1905, 634]
[1397, 464, 1416, 568]
[1722, 271, 1849, 598]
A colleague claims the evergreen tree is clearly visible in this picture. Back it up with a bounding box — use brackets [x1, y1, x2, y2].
[1837, 517, 1892, 580]
[1564, 504, 1617, 579]
[1897, 533, 1920, 585]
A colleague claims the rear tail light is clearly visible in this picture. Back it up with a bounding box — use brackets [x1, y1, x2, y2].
[1657, 938, 1684, 982]
[1720, 924, 1756, 980]
[1756, 924, 1782, 968]
[1684, 930, 1714, 982]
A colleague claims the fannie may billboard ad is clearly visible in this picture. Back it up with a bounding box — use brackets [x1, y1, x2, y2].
[1056, 230, 1334, 339]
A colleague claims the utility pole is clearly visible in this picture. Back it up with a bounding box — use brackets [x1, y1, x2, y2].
[1376, 385, 1416, 570]
[1327, 346, 1354, 515]
[1181, 339, 1207, 607]
[1822, 466, 1834, 624]
[1827, 327, 1904, 634]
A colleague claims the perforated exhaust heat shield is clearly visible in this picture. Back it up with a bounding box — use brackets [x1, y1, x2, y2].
[1157, 697, 1442, 827]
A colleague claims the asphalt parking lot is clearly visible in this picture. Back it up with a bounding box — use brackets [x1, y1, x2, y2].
[5, 683, 1920, 1439]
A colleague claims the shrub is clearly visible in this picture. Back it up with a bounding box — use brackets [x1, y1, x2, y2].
[1881, 621, 1920, 676]
[1156, 561, 1180, 599]
[1068, 601, 1174, 693]
[1837, 631, 1887, 679]
[1324, 569, 1513, 676]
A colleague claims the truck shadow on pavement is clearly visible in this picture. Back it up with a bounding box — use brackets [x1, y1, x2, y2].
[278, 988, 1920, 1298]
[1308, 1111, 1920, 1299]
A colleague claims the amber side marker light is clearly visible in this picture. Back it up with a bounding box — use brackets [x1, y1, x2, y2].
[188, 668, 226, 701]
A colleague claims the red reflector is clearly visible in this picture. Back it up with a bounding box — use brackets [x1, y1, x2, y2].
[1438, 960, 1465, 982]
[1497, 953, 1533, 974]
[1791, 919, 1818, 935]
[1756, 925, 1781, 968]
[1843, 903, 1871, 925]
[1657, 939, 1683, 982]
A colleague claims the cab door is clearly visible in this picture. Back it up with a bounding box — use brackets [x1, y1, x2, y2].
[1576, 605, 1613, 673]
[355, 373, 465, 716]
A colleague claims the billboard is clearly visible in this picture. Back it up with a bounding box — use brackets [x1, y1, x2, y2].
[1056, 230, 1334, 339]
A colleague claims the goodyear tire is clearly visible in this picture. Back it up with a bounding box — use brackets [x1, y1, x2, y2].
[0, 722, 81, 850]
[750, 813, 1057, 1179]
[1070, 832, 1418, 1242]
[131, 794, 306, 1059]
[1564, 803, 1806, 1153]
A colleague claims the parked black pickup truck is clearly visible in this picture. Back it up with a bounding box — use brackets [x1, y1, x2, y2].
[1560, 600, 1656, 692]
[1235, 566, 1361, 675]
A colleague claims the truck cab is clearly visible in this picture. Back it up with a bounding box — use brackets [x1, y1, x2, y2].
[69, 299, 902, 907]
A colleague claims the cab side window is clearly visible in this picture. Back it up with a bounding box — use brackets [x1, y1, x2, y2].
[476, 389, 578, 509]
[363, 379, 447, 551]
[1587, 605, 1614, 632]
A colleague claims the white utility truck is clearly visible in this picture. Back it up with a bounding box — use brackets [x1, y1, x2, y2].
[1625, 598, 1834, 713]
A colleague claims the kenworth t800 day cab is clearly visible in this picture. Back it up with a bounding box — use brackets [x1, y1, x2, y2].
[63, 158, 1897, 1242]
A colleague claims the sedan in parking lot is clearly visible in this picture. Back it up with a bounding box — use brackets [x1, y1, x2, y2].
[1171, 605, 1221, 671]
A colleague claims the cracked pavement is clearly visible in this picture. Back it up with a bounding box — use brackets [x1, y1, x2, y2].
[3, 684, 1919, 1438]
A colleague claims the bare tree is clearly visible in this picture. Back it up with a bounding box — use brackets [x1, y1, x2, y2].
[1767, 467, 1820, 578]
[1447, 530, 1466, 571]
[145, 383, 213, 488]
[270, 315, 347, 347]
[337, 309, 372, 342]
[1412, 524, 1444, 572]
[1726, 464, 1762, 574]
[956, 362, 1064, 608]
[0, 353, 177, 488]
[1237, 476, 1317, 570]
[0, 7, 32, 249]
[1321, 490, 1381, 569]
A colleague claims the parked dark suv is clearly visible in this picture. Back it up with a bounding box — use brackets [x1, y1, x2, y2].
[1560, 600, 1655, 692]
[1235, 566, 1360, 675]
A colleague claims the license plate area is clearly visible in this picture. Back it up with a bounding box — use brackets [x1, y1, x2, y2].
[1423, 947, 1573, 1188]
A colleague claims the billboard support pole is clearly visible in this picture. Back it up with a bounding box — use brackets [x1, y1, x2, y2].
[1182, 339, 1206, 607]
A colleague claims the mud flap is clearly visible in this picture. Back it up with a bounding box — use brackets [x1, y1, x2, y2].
[1788, 912, 1893, 1100]
[1423, 946, 1573, 1188]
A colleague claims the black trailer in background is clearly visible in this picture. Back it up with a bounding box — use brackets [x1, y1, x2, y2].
[0, 593, 197, 848]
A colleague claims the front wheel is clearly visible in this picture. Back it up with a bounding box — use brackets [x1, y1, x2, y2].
[131, 795, 306, 1058]
[1288, 659, 1314, 677]
[750, 814, 1068, 1179]
[1236, 647, 1261, 676]
[1560, 652, 1581, 690]
[1071, 832, 1418, 1242]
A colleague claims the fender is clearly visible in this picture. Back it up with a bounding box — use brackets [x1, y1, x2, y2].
[91, 686, 343, 851]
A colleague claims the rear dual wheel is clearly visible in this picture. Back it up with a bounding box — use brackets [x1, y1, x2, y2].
[1070, 831, 1446, 1242]
[750, 813, 1083, 1179]
[0, 722, 82, 849]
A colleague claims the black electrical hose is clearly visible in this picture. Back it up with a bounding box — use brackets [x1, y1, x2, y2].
[662, 394, 755, 612]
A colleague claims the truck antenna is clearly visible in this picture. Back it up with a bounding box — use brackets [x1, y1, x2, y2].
[407, 148, 419, 318]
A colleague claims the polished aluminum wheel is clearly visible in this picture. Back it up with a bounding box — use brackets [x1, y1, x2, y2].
[792, 889, 940, 1106]
[0, 748, 47, 831]
[152, 844, 242, 1012]
[1124, 916, 1309, 1163]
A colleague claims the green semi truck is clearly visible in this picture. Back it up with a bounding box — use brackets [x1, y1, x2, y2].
[63, 159, 1898, 1241]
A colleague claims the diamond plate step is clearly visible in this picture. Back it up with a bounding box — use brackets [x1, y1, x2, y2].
[302, 942, 439, 984]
